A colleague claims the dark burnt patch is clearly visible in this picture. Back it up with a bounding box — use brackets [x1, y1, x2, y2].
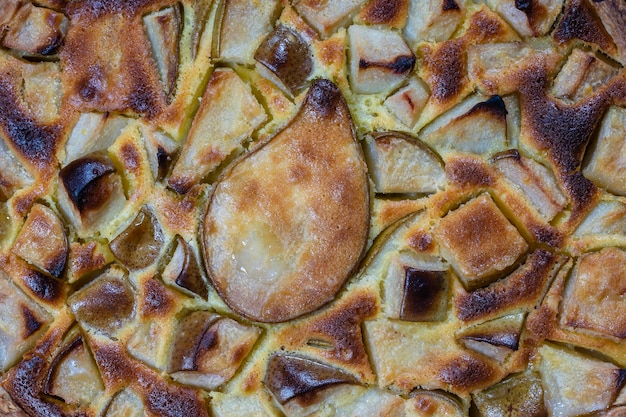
[22, 269, 64, 304]
[443, 0, 460, 11]
[359, 54, 415, 75]
[400, 268, 448, 322]
[0, 79, 60, 169]
[59, 152, 116, 213]
[518, 68, 609, 223]
[455, 250, 557, 322]
[467, 95, 508, 120]
[119, 141, 141, 174]
[21, 304, 44, 338]
[553, 0, 616, 53]
[264, 353, 358, 405]
[463, 330, 520, 350]
[304, 79, 344, 119]
[3, 354, 68, 417]
[310, 292, 377, 366]
[529, 225, 563, 248]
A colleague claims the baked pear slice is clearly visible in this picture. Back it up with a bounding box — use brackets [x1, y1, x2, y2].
[202, 79, 369, 323]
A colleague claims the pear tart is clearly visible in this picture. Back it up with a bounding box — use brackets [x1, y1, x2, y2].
[1, 0, 626, 416]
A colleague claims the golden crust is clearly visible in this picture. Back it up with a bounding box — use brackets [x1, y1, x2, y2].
[1, 1, 626, 415]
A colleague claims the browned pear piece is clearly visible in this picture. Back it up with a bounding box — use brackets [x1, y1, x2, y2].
[202, 79, 369, 323]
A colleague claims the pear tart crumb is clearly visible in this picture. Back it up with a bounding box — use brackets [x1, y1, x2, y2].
[1, 1, 626, 416]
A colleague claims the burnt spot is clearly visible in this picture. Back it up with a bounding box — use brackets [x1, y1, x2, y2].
[22, 269, 63, 304]
[0, 80, 60, 168]
[553, 0, 616, 53]
[446, 157, 495, 187]
[515, 0, 533, 12]
[156, 146, 173, 181]
[467, 95, 508, 120]
[3, 354, 71, 417]
[359, 54, 415, 75]
[304, 79, 344, 119]
[77, 65, 106, 102]
[59, 152, 116, 213]
[520, 74, 608, 173]
[21, 305, 44, 338]
[456, 250, 556, 322]
[529, 225, 563, 248]
[438, 354, 495, 392]
[400, 268, 448, 322]
[264, 353, 358, 405]
[463, 330, 520, 350]
[443, 0, 460, 11]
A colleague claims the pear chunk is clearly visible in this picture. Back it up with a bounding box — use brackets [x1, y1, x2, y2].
[403, 0, 465, 46]
[294, 0, 366, 37]
[143, 5, 181, 100]
[363, 131, 445, 195]
[203, 79, 369, 322]
[0, 270, 51, 372]
[2, 3, 68, 58]
[472, 371, 546, 417]
[11, 204, 67, 279]
[44, 331, 104, 405]
[457, 313, 525, 362]
[348, 25, 415, 95]
[255, 25, 313, 95]
[168, 68, 266, 194]
[168, 311, 260, 389]
[216, 0, 278, 64]
[68, 266, 135, 337]
[162, 235, 209, 298]
[583, 106, 626, 196]
[57, 151, 126, 237]
[109, 206, 165, 271]
[264, 353, 358, 405]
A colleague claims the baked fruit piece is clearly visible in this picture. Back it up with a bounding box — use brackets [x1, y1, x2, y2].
[0, 0, 625, 416]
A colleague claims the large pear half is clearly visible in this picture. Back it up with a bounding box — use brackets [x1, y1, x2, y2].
[202, 79, 369, 323]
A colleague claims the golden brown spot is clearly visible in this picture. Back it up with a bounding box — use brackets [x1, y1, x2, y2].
[68, 241, 107, 278]
[141, 279, 174, 317]
[119, 142, 141, 174]
[446, 157, 495, 187]
[421, 41, 465, 104]
[438, 354, 496, 393]
[407, 231, 434, 252]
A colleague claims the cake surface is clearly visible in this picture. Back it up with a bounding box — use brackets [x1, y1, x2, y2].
[0, 0, 626, 416]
